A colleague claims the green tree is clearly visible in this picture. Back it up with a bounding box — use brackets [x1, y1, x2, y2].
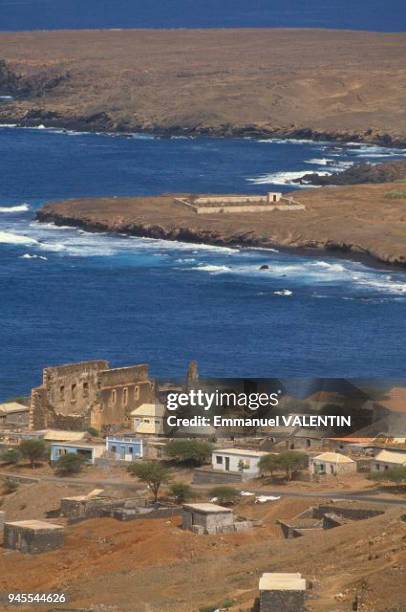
[0, 448, 21, 465]
[19, 439, 47, 468]
[165, 439, 213, 466]
[277, 451, 308, 481]
[87, 427, 99, 437]
[368, 466, 406, 485]
[54, 453, 86, 476]
[128, 461, 171, 502]
[209, 485, 239, 505]
[258, 453, 280, 478]
[169, 482, 192, 503]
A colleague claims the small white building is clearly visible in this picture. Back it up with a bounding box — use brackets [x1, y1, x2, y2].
[50, 442, 104, 464]
[372, 449, 406, 472]
[212, 448, 268, 477]
[310, 452, 356, 476]
[131, 402, 166, 436]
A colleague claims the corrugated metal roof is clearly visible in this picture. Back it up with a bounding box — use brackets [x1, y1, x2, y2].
[0, 402, 29, 414]
[313, 452, 355, 463]
[374, 449, 406, 465]
[131, 403, 165, 417]
[43, 430, 87, 442]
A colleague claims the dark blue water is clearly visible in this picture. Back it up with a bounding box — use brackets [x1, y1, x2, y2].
[1, 126, 406, 398]
[0, 0, 405, 32]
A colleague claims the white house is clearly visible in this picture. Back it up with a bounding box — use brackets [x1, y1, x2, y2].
[212, 448, 268, 477]
[131, 402, 166, 435]
[50, 442, 104, 464]
[372, 449, 406, 472]
[310, 452, 356, 476]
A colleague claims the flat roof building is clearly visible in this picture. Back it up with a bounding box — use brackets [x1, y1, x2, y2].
[212, 448, 268, 478]
[259, 573, 306, 612]
[4, 520, 64, 554]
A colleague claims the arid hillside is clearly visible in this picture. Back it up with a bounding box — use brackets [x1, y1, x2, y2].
[0, 29, 406, 144]
[37, 182, 406, 267]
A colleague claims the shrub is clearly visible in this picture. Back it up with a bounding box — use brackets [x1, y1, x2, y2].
[19, 439, 47, 468]
[87, 427, 99, 437]
[169, 482, 192, 503]
[209, 485, 239, 505]
[128, 461, 171, 502]
[258, 453, 280, 477]
[54, 453, 86, 476]
[0, 448, 21, 465]
[165, 439, 213, 466]
[3, 478, 19, 494]
[384, 190, 406, 199]
[368, 466, 406, 484]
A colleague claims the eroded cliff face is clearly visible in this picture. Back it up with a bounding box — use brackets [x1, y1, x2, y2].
[36, 184, 406, 269]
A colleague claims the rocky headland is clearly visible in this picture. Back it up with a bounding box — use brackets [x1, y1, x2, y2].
[294, 160, 406, 186]
[37, 183, 406, 268]
[1, 29, 406, 145]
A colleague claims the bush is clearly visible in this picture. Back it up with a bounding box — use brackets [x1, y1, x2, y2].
[258, 451, 307, 481]
[3, 478, 19, 494]
[54, 453, 86, 476]
[169, 482, 192, 503]
[0, 448, 21, 465]
[385, 190, 406, 199]
[87, 427, 99, 437]
[19, 439, 47, 468]
[128, 461, 171, 502]
[368, 466, 406, 484]
[209, 485, 239, 505]
[165, 439, 213, 466]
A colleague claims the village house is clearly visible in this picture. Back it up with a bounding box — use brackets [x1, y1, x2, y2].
[29, 360, 155, 432]
[50, 441, 104, 464]
[131, 402, 166, 435]
[182, 502, 252, 535]
[0, 402, 30, 428]
[105, 435, 143, 461]
[309, 452, 356, 476]
[212, 448, 268, 478]
[372, 449, 406, 471]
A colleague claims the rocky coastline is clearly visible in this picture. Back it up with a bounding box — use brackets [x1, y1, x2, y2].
[36, 185, 406, 270]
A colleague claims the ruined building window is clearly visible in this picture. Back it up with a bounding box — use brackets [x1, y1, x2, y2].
[112, 389, 117, 405]
[60, 385, 65, 401]
[123, 387, 128, 407]
[71, 383, 77, 401]
[83, 382, 89, 398]
[134, 385, 140, 400]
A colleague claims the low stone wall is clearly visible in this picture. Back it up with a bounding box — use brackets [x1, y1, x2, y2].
[313, 505, 384, 521]
[260, 589, 306, 612]
[192, 468, 242, 485]
[4, 522, 64, 554]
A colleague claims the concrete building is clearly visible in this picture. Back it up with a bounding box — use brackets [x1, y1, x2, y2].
[50, 441, 104, 464]
[372, 449, 406, 471]
[182, 502, 252, 535]
[105, 435, 143, 461]
[0, 402, 29, 427]
[212, 448, 268, 478]
[3, 520, 64, 553]
[259, 573, 306, 612]
[131, 402, 166, 435]
[310, 452, 356, 476]
[174, 193, 305, 215]
[30, 360, 155, 432]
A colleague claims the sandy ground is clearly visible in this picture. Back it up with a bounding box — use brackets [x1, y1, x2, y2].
[1, 29, 406, 144]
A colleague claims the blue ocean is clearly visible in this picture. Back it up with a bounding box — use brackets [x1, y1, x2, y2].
[0, 126, 406, 398]
[0, 0, 405, 31]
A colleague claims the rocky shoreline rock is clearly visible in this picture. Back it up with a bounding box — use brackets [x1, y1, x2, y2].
[294, 160, 406, 186]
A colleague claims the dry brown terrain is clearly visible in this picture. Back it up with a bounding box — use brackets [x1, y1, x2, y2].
[38, 182, 406, 267]
[0, 491, 405, 611]
[1, 29, 406, 144]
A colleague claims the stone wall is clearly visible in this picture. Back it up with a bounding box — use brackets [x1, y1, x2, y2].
[4, 523, 64, 554]
[260, 590, 305, 612]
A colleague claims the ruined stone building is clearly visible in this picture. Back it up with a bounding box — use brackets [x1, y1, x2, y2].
[30, 360, 155, 432]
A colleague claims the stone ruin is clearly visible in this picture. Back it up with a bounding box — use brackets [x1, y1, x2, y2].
[181, 502, 254, 535]
[3, 520, 64, 554]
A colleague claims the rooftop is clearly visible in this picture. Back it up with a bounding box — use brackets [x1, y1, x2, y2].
[183, 503, 232, 514]
[374, 449, 406, 465]
[131, 403, 166, 417]
[259, 573, 306, 591]
[214, 448, 269, 458]
[313, 452, 355, 463]
[43, 430, 87, 442]
[0, 402, 29, 415]
[5, 520, 64, 531]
